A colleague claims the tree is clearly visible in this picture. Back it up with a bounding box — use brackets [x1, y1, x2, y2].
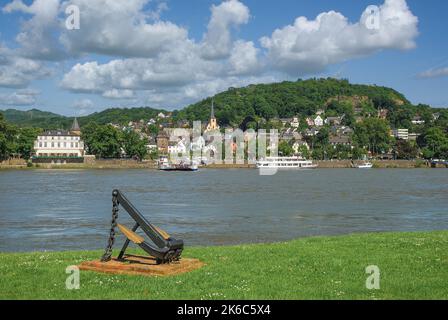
[354, 118, 391, 155]
[0, 115, 18, 161]
[395, 140, 418, 160]
[15, 127, 42, 160]
[121, 130, 148, 160]
[81, 123, 122, 158]
[278, 141, 294, 156]
[419, 127, 448, 159]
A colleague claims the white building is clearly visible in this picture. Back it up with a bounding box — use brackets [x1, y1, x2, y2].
[291, 117, 300, 128]
[392, 129, 409, 141]
[314, 115, 324, 127]
[34, 119, 85, 158]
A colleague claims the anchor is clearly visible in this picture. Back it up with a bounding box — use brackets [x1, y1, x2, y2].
[100, 190, 184, 265]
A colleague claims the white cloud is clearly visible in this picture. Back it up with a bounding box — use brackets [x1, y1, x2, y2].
[0, 45, 51, 88]
[3, 0, 64, 60]
[0, 89, 40, 106]
[260, 0, 419, 75]
[103, 89, 135, 99]
[60, 0, 188, 58]
[201, 0, 250, 60]
[228, 40, 261, 75]
[418, 67, 448, 79]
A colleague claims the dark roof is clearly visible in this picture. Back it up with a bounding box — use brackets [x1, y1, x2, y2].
[40, 130, 78, 137]
[71, 118, 80, 131]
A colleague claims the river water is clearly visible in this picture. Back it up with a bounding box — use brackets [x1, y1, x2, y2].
[0, 169, 447, 252]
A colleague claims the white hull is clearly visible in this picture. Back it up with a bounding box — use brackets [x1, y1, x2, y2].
[355, 162, 373, 169]
[256, 157, 318, 170]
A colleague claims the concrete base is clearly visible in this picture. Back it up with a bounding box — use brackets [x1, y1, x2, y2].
[79, 254, 204, 277]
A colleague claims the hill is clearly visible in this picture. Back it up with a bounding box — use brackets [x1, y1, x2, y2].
[0, 78, 422, 129]
[0, 107, 166, 130]
[177, 78, 411, 127]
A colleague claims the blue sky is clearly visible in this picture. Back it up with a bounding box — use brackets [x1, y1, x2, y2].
[0, 0, 447, 116]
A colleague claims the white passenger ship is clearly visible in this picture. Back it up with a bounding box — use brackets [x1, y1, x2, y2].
[256, 157, 318, 170]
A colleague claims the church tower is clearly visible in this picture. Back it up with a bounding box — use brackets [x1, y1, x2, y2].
[70, 117, 81, 136]
[206, 100, 220, 132]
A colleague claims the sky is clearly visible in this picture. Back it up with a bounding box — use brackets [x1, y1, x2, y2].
[0, 0, 447, 116]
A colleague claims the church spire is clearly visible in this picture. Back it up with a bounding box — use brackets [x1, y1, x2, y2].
[71, 117, 81, 135]
[211, 99, 215, 119]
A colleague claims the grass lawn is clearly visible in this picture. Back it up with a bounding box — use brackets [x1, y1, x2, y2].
[0, 231, 447, 300]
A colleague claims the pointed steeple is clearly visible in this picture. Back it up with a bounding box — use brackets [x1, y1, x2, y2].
[210, 99, 215, 119]
[71, 117, 81, 135]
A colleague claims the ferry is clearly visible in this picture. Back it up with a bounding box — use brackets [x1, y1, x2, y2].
[158, 156, 199, 172]
[256, 157, 318, 170]
[355, 162, 373, 169]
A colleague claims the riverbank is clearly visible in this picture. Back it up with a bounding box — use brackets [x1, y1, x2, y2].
[1, 159, 445, 170]
[1, 231, 447, 300]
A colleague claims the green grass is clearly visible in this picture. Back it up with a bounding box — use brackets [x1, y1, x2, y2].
[1, 231, 447, 300]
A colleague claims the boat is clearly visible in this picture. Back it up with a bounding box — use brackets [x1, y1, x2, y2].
[158, 156, 199, 172]
[355, 162, 373, 169]
[256, 157, 318, 170]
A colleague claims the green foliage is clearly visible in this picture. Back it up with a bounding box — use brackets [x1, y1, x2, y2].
[1, 107, 165, 129]
[81, 123, 122, 159]
[278, 141, 294, 156]
[177, 78, 408, 127]
[0, 116, 41, 160]
[395, 140, 419, 160]
[121, 130, 148, 160]
[2, 231, 447, 299]
[418, 127, 448, 159]
[354, 118, 391, 155]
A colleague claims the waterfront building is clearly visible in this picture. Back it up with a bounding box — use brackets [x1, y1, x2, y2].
[33, 118, 85, 161]
[205, 100, 220, 132]
[157, 130, 170, 154]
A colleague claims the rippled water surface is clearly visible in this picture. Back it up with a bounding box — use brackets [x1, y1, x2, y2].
[0, 169, 447, 252]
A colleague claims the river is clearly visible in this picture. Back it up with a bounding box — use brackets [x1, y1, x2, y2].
[0, 169, 447, 252]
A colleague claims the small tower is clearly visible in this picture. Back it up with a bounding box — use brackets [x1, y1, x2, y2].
[71, 117, 81, 136]
[206, 100, 220, 132]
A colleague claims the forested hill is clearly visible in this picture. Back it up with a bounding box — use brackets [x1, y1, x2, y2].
[1, 107, 166, 129]
[177, 78, 411, 127]
[0, 78, 430, 129]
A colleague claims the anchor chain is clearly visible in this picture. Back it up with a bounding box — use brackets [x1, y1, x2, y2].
[100, 193, 120, 262]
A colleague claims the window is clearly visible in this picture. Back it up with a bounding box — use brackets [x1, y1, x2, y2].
[75, 143, 79, 148]
[51, 142, 54, 148]
[71, 142, 74, 148]
[64, 142, 67, 147]
[44, 142, 47, 148]
[39, 142, 42, 147]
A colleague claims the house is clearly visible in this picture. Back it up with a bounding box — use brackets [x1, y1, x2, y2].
[157, 112, 166, 119]
[433, 113, 440, 121]
[279, 118, 293, 127]
[305, 118, 315, 126]
[378, 109, 389, 120]
[316, 109, 325, 116]
[392, 129, 409, 141]
[305, 128, 320, 137]
[325, 116, 342, 126]
[290, 117, 300, 128]
[168, 140, 187, 155]
[156, 130, 170, 154]
[314, 115, 324, 127]
[146, 137, 157, 152]
[329, 135, 351, 147]
[33, 118, 85, 162]
[411, 116, 425, 125]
